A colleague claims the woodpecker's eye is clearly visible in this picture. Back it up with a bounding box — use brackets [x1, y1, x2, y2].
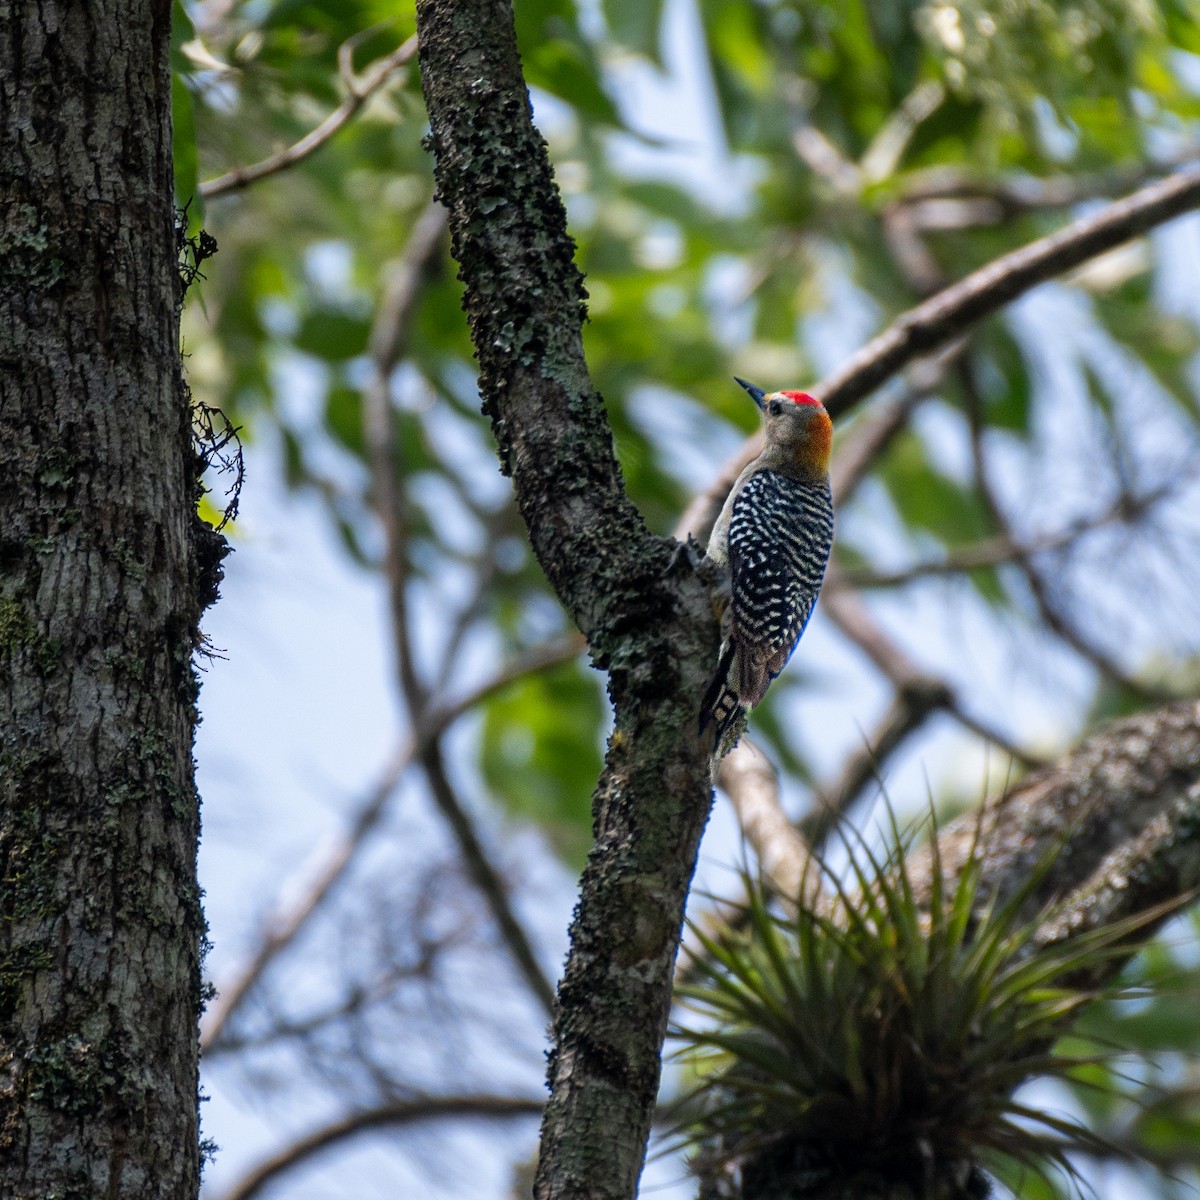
[768, 400, 783, 417]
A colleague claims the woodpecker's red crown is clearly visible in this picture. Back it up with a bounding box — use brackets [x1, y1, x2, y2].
[733, 377, 826, 414]
[777, 390, 820, 408]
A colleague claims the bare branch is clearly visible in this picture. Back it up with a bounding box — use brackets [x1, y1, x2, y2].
[200, 35, 419, 199]
[823, 589, 1042, 769]
[213, 912, 452, 1054]
[717, 739, 810, 900]
[219, 1095, 544, 1200]
[368, 199, 448, 391]
[201, 738, 410, 1052]
[816, 162, 1200, 417]
[681, 163, 1200, 552]
[792, 125, 860, 195]
[201, 635, 581, 1052]
[421, 740, 558, 1014]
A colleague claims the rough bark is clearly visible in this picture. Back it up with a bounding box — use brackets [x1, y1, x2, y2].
[924, 699, 1200, 947]
[415, 3, 720, 1198]
[0, 2, 214, 1196]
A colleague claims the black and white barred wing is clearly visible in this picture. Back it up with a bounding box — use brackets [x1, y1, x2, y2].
[726, 470, 833, 704]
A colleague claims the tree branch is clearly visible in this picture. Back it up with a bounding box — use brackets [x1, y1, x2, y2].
[680, 162, 1200, 550]
[817, 161, 1200, 417]
[920, 700, 1200, 957]
[717, 739, 810, 900]
[415, 17, 1200, 1200]
[219, 1094, 544, 1200]
[200, 35, 419, 199]
[958, 355, 1175, 704]
[201, 635, 580, 1052]
[830, 493, 1166, 589]
[422, 739, 557, 1014]
[416, 4, 654, 635]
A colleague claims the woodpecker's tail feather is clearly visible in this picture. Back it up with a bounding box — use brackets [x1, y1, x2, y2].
[700, 641, 744, 743]
[734, 646, 774, 709]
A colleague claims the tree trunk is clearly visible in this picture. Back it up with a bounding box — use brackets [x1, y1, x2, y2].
[0, 2, 213, 1196]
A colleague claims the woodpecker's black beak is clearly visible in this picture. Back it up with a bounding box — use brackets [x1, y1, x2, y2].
[733, 376, 767, 411]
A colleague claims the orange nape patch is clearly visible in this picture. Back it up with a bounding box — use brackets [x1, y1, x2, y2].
[792, 403, 833, 473]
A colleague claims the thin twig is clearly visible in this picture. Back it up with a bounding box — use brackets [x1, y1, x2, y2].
[832, 481, 1175, 590]
[436, 501, 522, 681]
[1025, 558, 1172, 700]
[201, 634, 581, 1052]
[213, 937, 446, 1054]
[361, 200, 558, 1016]
[219, 1095, 544, 1200]
[823, 589, 1041, 769]
[366, 199, 446, 713]
[958, 355, 1173, 703]
[420, 739, 558, 1015]
[892, 151, 1200, 219]
[199, 35, 419, 199]
[804, 678, 952, 847]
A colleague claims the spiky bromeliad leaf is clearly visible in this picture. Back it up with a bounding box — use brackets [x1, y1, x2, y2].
[671, 816, 1187, 1199]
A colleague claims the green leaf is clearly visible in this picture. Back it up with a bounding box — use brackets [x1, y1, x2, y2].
[602, 0, 666, 62]
[878, 430, 992, 546]
[480, 661, 601, 868]
[324, 381, 364, 455]
[293, 308, 371, 361]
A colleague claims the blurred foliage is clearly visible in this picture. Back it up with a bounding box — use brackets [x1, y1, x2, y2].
[178, 1, 1200, 1192]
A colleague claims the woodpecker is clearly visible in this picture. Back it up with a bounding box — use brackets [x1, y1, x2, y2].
[700, 378, 834, 744]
